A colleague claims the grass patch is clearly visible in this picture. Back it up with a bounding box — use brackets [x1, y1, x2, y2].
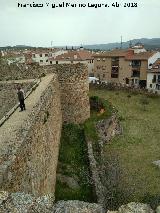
[90, 88, 160, 210]
[55, 123, 95, 202]
[84, 97, 113, 141]
[84, 96, 113, 160]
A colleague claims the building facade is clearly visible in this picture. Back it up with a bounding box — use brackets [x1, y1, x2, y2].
[49, 49, 94, 76]
[93, 47, 160, 88]
[147, 59, 160, 93]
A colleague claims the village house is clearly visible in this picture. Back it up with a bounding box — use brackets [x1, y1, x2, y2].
[147, 59, 160, 93]
[93, 44, 160, 88]
[49, 48, 94, 75]
[31, 49, 67, 66]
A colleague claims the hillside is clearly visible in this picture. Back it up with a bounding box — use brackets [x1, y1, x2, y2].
[84, 38, 160, 50]
[1, 38, 160, 51]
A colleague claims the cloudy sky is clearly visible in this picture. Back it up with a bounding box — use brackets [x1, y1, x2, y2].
[0, 0, 160, 47]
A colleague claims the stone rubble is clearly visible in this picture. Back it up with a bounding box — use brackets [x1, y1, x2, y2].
[1, 192, 158, 213]
[107, 202, 154, 213]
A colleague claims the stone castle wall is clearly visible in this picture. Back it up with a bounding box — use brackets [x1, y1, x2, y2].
[0, 75, 62, 197]
[0, 81, 35, 120]
[55, 64, 90, 123]
[0, 62, 90, 124]
[0, 63, 90, 196]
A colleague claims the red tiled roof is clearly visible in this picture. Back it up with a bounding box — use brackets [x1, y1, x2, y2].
[93, 49, 129, 58]
[93, 49, 158, 61]
[126, 51, 157, 61]
[50, 50, 93, 61]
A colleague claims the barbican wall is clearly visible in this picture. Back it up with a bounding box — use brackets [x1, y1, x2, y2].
[0, 74, 62, 197]
[0, 62, 90, 124]
[0, 63, 90, 197]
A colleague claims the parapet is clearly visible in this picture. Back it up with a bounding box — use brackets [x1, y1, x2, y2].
[0, 74, 62, 197]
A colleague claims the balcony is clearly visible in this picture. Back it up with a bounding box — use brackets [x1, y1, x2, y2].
[132, 71, 140, 78]
[131, 60, 141, 68]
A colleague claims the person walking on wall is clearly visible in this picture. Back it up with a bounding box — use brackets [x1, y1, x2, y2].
[17, 86, 26, 112]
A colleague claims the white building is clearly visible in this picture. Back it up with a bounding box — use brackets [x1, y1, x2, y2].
[147, 59, 160, 93]
[131, 43, 147, 54]
[31, 49, 68, 66]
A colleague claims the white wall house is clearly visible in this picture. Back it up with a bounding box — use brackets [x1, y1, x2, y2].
[32, 52, 50, 66]
[147, 71, 160, 93]
[148, 52, 160, 69]
[31, 49, 68, 66]
[147, 59, 160, 93]
[132, 44, 147, 54]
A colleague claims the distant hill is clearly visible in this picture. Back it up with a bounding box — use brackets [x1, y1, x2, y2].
[1, 38, 160, 51]
[84, 38, 160, 50]
[0, 45, 37, 50]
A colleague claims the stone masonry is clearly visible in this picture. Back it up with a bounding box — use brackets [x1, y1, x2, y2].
[0, 74, 62, 197]
[55, 65, 90, 123]
[0, 63, 90, 197]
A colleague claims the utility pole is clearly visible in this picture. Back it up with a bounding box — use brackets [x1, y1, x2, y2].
[120, 36, 123, 49]
[129, 40, 132, 48]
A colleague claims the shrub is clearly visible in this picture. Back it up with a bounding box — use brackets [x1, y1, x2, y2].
[90, 96, 105, 112]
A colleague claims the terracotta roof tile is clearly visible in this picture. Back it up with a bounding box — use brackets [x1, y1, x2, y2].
[93, 49, 158, 61]
[50, 50, 93, 61]
[126, 51, 157, 60]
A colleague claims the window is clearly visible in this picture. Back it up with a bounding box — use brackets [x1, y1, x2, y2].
[89, 73, 94, 77]
[40, 60, 43, 63]
[102, 66, 106, 70]
[111, 67, 119, 78]
[40, 54, 42, 57]
[135, 79, 138, 84]
[46, 60, 48, 62]
[103, 74, 105, 78]
[96, 66, 100, 70]
[152, 75, 156, 83]
[132, 70, 140, 77]
[150, 84, 152, 88]
[111, 57, 119, 78]
[56, 61, 58, 64]
[156, 84, 160, 90]
[45, 54, 48, 57]
[50, 61, 52, 64]
[132, 60, 141, 67]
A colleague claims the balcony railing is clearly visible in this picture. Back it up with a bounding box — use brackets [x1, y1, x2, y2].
[132, 71, 140, 78]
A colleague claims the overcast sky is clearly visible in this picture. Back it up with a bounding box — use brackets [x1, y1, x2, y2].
[0, 0, 160, 47]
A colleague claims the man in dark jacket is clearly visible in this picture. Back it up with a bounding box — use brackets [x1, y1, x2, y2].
[17, 86, 26, 111]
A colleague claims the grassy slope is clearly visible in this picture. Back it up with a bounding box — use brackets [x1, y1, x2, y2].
[90, 88, 160, 207]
